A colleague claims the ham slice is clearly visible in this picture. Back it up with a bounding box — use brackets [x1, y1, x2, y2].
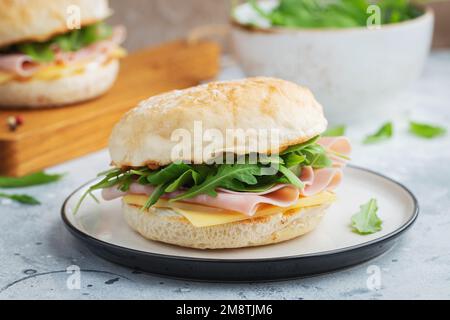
[102, 183, 299, 216]
[0, 54, 40, 77]
[300, 166, 343, 196]
[102, 183, 154, 201]
[181, 185, 299, 216]
[318, 136, 352, 168]
[0, 25, 125, 77]
[298, 136, 351, 196]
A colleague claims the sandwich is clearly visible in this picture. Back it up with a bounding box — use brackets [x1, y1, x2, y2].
[0, 0, 126, 108]
[77, 77, 351, 249]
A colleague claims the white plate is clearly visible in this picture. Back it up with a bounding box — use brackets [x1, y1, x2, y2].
[62, 166, 418, 281]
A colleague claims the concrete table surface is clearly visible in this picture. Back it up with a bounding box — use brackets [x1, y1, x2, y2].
[1, 52, 449, 300]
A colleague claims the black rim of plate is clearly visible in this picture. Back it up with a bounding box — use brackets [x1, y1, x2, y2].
[61, 165, 419, 282]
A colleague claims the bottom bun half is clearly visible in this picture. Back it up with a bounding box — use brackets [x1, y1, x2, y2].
[0, 59, 119, 108]
[122, 201, 331, 249]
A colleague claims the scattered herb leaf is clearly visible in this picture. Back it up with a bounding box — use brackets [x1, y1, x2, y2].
[0, 193, 40, 205]
[409, 121, 446, 139]
[323, 125, 346, 137]
[363, 122, 393, 144]
[0, 172, 64, 188]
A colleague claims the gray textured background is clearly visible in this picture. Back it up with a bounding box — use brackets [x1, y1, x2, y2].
[108, 0, 231, 52]
[107, 0, 450, 52]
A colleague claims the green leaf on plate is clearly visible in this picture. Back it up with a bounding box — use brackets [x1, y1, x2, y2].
[409, 121, 446, 139]
[351, 198, 382, 235]
[363, 122, 393, 144]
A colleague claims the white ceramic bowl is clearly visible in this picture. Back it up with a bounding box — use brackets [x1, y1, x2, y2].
[230, 2, 434, 123]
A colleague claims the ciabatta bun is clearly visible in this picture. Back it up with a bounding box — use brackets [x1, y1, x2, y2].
[122, 201, 330, 249]
[109, 77, 327, 168]
[0, 0, 111, 47]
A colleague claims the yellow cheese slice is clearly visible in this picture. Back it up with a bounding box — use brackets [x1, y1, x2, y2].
[0, 71, 14, 85]
[123, 191, 336, 228]
[0, 46, 127, 84]
[33, 63, 86, 80]
[109, 47, 127, 59]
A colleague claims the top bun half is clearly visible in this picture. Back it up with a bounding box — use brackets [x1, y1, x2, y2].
[109, 77, 328, 168]
[0, 0, 112, 47]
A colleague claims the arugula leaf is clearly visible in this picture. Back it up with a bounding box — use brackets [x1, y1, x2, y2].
[278, 165, 304, 189]
[170, 164, 261, 201]
[0, 172, 64, 188]
[17, 43, 55, 62]
[363, 122, 393, 144]
[165, 169, 200, 193]
[0, 193, 40, 205]
[147, 163, 191, 185]
[280, 135, 320, 155]
[118, 174, 133, 192]
[409, 121, 446, 139]
[142, 183, 170, 210]
[97, 167, 123, 177]
[351, 198, 382, 235]
[323, 125, 346, 137]
[302, 144, 333, 168]
[283, 152, 306, 168]
[74, 168, 125, 214]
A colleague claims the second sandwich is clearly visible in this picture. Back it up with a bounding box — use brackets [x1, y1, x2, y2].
[0, 0, 125, 108]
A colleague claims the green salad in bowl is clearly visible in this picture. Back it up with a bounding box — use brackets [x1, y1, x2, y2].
[229, 0, 433, 123]
[233, 0, 425, 29]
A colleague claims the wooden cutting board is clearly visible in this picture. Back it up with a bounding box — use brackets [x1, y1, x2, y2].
[0, 40, 220, 176]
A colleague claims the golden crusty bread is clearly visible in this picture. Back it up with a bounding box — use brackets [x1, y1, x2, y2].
[0, 0, 111, 47]
[122, 201, 330, 249]
[0, 59, 119, 108]
[109, 77, 327, 167]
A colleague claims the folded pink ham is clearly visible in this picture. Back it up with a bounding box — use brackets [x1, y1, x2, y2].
[298, 136, 352, 196]
[0, 26, 125, 77]
[318, 136, 352, 168]
[102, 183, 300, 217]
[102, 136, 351, 216]
[0, 54, 40, 77]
